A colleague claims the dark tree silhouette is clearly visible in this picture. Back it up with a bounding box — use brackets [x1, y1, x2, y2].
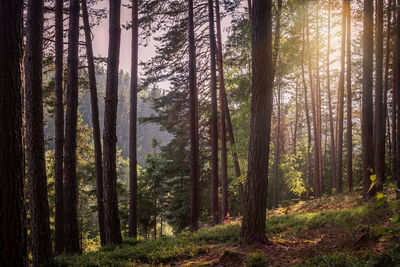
[129, 0, 139, 238]
[103, 0, 123, 245]
[25, 0, 53, 263]
[0, 0, 26, 265]
[63, 0, 80, 253]
[189, 0, 200, 232]
[81, 0, 106, 245]
[54, 0, 65, 255]
[208, 0, 220, 225]
[346, 0, 353, 192]
[362, 0, 375, 197]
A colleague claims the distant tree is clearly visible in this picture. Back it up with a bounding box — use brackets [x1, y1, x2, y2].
[208, 0, 220, 225]
[272, 0, 282, 209]
[129, 0, 139, 239]
[375, 0, 385, 190]
[336, 0, 346, 194]
[81, 0, 106, 245]
[63, 0, 80, 253]
[362, 0, 375, 197]
[103, 0, 123, 245]
[326, 0, 337, 193]
[188, 0, 200, 231]
[346, 0, 353, 192]
[215, 0, 229, 220]
[0, 0, 26, 265]
[241, 0, 273, 244]
[54, 0, 65, 255]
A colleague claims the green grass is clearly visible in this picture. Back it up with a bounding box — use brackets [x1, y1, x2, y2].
[266, 204, 377, 234]
[50, 199, 387, 266]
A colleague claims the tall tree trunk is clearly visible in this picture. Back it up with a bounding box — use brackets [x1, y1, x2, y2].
[25, 0, 53, 264]
[54, 0, 65, 255]
[306, 9, 321, 198]
[272, 0, 282, 208]
[0, 0, 26, 265]
[375, 0, 385, 190]
[215, 0, 245, 214]
[63, 0, 80, 254]
[396, 0, 400, 189]
[273, 81, 281, 209]
[240, 0, 273, 244]
[188, 0, 200, 232]
[337, 0, 346, 194]
[327, 0, 337, 193]
[315, 0, 323, 195]
[215, 0, 229, 220]
[293, 80, 299, 154]
[301, 18, 312, 200]
[103, 0, 123, 245]
[362, 0, 375, 197]
[81, 0, 106, 245]
[129, 0, 139, 239]
[383, 0, 393, 178]
[393, 6, 397, 182]
[208, 0, 220, 225]
[346, 0, 353, 192]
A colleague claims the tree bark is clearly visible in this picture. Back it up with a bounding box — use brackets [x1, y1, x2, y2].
[103, 0, 123, 245]
[375, 0, 385, 190]
[383, 0, 392, 182]
[240, 0, 272, 244]
[273, 81, 281, 209]
[336, 0, 346, 194]
[215, 0, 229, 220]
[129, 0, 139, 239]
[188, 0, 200, 232]
[301, 17, 312, 200]
[326, 0, 337, 193]
[306, 9, 321, 198]
[396, 0, 400, 189]
[81, 0, 106, 245]
[346, 0, 353, 192]
[208, 0, 220, 225]
[54, 0, 65, 255]
[0, 0, 26, 265]
[63, 0, 81, 254]
[25, 0, 53, 264]
[362, 0, 375, 197]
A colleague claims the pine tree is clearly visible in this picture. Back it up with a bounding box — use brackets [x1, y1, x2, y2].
[25, 0, 53, 263]
[63, 0, 81, 253]
[241, 0, 273, 244]
[54, 0, 65, 255]
[362, 0, 375, 197]
[0, 0, 26, 265]
[129, 0, 139, 239]
[103, 0, 123, 245]
[81, 0, 106, 245]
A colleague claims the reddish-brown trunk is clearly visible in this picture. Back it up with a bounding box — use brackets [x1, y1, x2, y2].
[188, 0, 200, 232]
[362, 0, 375, 197]
[215, 0, 229, 220]
[208, 0, 220, 225]
[81, 0, 106, 245]
[240, 0, 273, 244]
[375, 0, 385, 190]
[346, 0, 353, 192]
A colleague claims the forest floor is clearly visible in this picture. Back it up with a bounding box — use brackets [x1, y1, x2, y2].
[53, 191, 400, 267]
